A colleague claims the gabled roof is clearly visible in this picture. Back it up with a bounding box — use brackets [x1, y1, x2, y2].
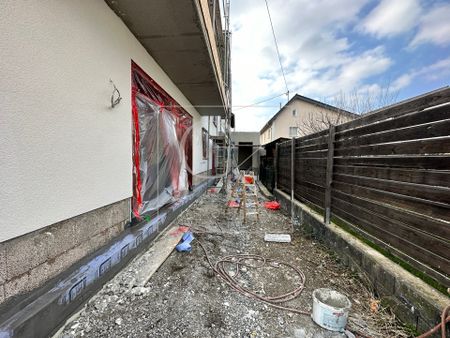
[259, 94, 357, 134]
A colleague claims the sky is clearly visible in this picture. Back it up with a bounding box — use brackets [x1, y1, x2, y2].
[229, 0, 450, 131]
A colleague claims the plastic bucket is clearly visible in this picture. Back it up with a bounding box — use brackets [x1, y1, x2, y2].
[312, 288, 351, 332]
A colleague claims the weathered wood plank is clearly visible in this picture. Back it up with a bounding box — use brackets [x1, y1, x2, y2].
[334, 165, 450, 188]
[296, 142, 329, 152]
[332, 196, 450, 260]
[332, 189, 450, 242]
[295, 149, 328, 158]
[335, 137, 450, 157]
[295, 129, 328, 144]
[333, 181, 450, 222]
[335, 118, 450, 149]
[333, 173, 450, 204]
[335, 87, 450, 133]
[332, 203, 450, 276]
[334, 155, 450, 169]
[336, 104, 450, 141]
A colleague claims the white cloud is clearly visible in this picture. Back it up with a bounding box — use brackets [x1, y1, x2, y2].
[392, 57, 450, 91]
[409, 3, 450, 47]
[231, 0, 385, 131]
[359, 0, 422, 38]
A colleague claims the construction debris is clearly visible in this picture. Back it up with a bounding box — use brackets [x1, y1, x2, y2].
[58, 190, 410, 338]
[264, 201, 281, 210]
[264, 233, 292, 243]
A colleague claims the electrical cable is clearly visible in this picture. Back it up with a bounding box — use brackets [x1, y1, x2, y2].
[195, 237, 373, 338]
[196, 239, 309, 315]
[264, 0, 289, 98]
[234, 92, 288, 111]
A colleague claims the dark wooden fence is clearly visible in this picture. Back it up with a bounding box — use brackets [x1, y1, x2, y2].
[276, 87, 450, 286]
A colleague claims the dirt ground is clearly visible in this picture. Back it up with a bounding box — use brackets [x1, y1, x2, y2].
[58, 188, 410, 338]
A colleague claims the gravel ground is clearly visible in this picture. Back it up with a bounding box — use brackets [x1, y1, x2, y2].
[58, 188, 410, 338]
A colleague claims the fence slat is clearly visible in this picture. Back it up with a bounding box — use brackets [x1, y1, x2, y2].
[333, 173, 450, 204]
[334, 165, 450, 188]
[335, 137, 450, 157]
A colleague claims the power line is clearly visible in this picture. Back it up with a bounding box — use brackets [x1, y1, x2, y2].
[264, 0, 289, 100]
[234, 92, 288, 111]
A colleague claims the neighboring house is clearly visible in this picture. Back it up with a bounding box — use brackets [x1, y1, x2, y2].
[260, 94, 357, 144]
[231, 132, 261, 174]
[0, 0, 230, 308]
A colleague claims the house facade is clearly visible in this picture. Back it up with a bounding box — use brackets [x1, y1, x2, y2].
[0, 0, 230, 309]
[260, 94, 356, 144]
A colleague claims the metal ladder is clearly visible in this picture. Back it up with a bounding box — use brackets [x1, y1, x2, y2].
[225, 170, 244, 212]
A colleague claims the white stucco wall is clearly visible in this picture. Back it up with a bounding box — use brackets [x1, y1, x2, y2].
[0, 0, 206, 242]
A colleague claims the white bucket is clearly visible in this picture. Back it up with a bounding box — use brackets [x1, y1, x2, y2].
[312, 288, 351, 332]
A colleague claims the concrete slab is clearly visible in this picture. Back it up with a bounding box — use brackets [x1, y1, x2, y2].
[133, 225, 187, 287]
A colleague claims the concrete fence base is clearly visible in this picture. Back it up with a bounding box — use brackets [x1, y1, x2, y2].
[274, 188, 448, 336]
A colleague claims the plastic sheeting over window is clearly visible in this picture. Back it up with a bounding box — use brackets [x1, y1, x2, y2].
[131, 62, 192, 218]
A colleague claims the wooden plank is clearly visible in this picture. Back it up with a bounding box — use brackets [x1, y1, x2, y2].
[332, 189, 450, 242]
[336, 104, 450, 141]
[335, 136, 450, 157]
[334, 155, 450, 169]
[294, 189, 324, 208]
[335, 87, 450, 133]
[134, 225, 188, 287]
[295, 180, 326, 193]
[331, 212, 450, 286]
[295, 129, 328, 143]
[332, 196, 450, 260]
[296, 158, 327, 166]
[332, 203, 450, 276]
[334, 165, 450, 188]
[294, 182, 325, 200]
[324, 126, 335, 224]
[333, 181, 450, 222]
[333, 173, 450, 204]
[295, 175, 325, 188]
[296, 142, 329, 152]
[297, 134, 329, 147]
[295, 169, 327, 179]
[295, 149, 328, 158]
[335, 118, 450, 149]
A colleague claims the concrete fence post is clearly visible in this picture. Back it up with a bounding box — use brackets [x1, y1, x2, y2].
[324, 125, 336, 224]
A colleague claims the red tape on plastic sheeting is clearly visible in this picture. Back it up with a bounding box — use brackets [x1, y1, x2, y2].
[131, 87, 142, 218]
[131, 61, 193, 218]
